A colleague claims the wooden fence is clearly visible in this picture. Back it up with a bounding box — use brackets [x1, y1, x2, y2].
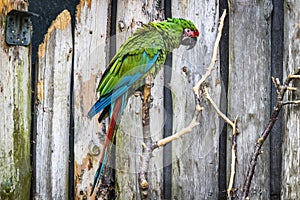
[0, 0, 299, 199]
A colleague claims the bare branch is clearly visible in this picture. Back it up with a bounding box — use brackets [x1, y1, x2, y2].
[202, 86, 235, 128]
[193, 10, 227, 98]
[155, 117, 200, 148]
[242, 70, 300, 199]
[202, 86, 239, 199]
[288, 74, 300, 79]
[282, 100, 300, 106]
[286, 86, 297, 91]
[227, 118, 238, 199]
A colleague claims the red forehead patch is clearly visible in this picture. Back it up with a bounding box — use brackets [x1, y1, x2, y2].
[194, 30, 200, 37]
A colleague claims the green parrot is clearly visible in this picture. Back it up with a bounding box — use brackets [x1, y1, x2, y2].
[88, 18, 199, 195]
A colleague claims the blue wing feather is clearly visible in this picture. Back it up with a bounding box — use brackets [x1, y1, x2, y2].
[88, 52, 160, 118]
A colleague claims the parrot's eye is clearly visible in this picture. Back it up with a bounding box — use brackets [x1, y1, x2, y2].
[184, 28, 191, 35]
[184, 28, 199, 37]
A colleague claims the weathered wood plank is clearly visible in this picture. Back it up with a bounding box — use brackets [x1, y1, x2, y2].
[34, 10, 72, 199]
[115, 1, 164, 199]
[171, 1, 222, 199]
[228, 0, 272, 198]
[0, 1, 31, 199]
[281, 0, 300, 199]
[73, 0, 110, 198]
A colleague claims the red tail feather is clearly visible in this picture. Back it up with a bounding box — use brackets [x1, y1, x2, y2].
[97, 97, 122, 167]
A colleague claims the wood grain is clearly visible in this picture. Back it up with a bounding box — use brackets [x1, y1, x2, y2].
[228, 1, 272, 198]
[115, 1, 164, 199]
[0, 1, 31, 199]
[34, 9, 72, 199]
[171, 0, 222, 199]
[282, 0, 300, 199]
[73, 0, 110, 199]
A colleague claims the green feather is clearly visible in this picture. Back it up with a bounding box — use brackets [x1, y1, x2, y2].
[96, 18, 198, 98]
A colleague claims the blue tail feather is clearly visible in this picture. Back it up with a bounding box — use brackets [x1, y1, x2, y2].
[90, 149, 108, 195]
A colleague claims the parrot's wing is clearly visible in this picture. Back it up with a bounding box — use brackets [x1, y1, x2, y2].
[88, 51, 161, 118]
[88, 28, 165, 118]
[99, 26, 165, 95]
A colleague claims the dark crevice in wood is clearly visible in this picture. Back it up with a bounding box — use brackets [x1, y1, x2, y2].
[218, 1, 229, 199]
[270, 0, 284, 199]
[163, 56, 173, 199]
[68, 7, 77, 200]
[162, 1, 172, 199]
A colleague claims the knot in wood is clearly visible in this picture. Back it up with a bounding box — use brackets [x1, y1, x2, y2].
[140, 179, 149, 189]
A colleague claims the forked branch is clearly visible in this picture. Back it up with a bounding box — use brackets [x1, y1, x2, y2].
[242, 69, 300, 199]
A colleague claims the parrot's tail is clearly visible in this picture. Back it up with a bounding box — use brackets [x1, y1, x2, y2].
[90, 98, 122, 196]
[88, 95, 111, 118]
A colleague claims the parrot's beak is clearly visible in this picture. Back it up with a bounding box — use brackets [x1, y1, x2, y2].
[181, 36, 197, 50]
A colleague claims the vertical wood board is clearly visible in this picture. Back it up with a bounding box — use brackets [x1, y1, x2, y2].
[228, 0, 273, 198]
[115, 1, 164, 199]
[0, 1, 31, 199]
[34, 9, 72, 200]
[281, 0, 300, 199]
[73, 0, 110, 198]
[171, 0, 222, 199]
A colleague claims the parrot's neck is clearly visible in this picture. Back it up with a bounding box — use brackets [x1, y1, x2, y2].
[151, 22, 182, 52]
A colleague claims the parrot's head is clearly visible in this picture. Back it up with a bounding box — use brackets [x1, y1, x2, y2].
[168, 18, 199, 50]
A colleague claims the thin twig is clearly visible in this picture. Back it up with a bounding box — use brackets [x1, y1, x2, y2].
[202, 86, 235, 128]
[242, 70, 300, 199]
[288, 74, 300, 79]
[282, 100, 300, 105]
[154, 117, 200, 149]
[193, 9, 227, 98]
[202, 86, 239, 198]
[227, 117, 238, 199]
